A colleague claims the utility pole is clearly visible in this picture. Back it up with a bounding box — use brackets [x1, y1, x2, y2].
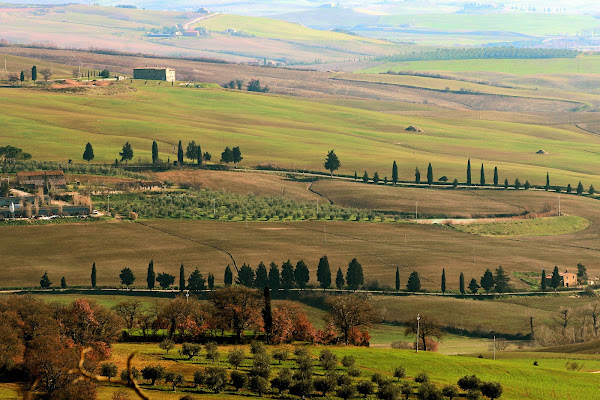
[415, 201, 418, 220]
[472, 245, 475, 263]
[558, 194, 561, 216]
[107, 192, 110, 214]
[493, 335, 496, 360]
[416, 314, 421, 353]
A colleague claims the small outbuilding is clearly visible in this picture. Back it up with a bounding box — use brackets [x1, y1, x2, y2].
[133, 67, 176, 82]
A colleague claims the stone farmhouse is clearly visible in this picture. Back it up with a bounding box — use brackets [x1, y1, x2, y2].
[133, 67, 176, 82]
[16, 170, 66, 189]
[546, 269, 578, 287]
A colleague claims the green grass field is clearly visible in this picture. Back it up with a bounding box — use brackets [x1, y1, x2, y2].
[362, 55, 600, 75]
[453, 215, 590, 237]
[3, 83, 600, 187]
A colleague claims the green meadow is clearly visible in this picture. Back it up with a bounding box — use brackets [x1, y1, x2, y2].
[453, 215, 590, 237]
[2, 83, 600, 187]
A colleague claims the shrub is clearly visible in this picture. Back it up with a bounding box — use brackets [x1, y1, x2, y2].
[417, 382, 442, 400]
[371, 373, 387, 386]
[230, 370, 247, 391]
[159, 339, 174, 354]
[227, 348, 245, 369]
[480, 382, 502, 400]
[193, 369, 206, 386]
[441, 385, 459, 399]
[273, 349, 289, 364]
[314, 376, 335, 396]
[393, 366, 406, 380]
[250, 340, 266, 354]
[319, 349, 338, 371]
[99, 363, 118, 381]
[249, 375, 270, 396]
[348, 367, 362, 377]
[337, 384, 358, 400]
[378, 382, 401, 400]
[458, 375, 481, 391]
[205, 342, 220, 363]
[290, 379, 313, 398]
[466, 389, 482, 400]
[337, 374, 352, 386]
[205, 367, 227, 393]
[271, 368, 292, 394]
[181, 343, 202, 360]
[341, 355, 356, 368]
[414, 372, 429, 384]
[357, 380, 375, 397]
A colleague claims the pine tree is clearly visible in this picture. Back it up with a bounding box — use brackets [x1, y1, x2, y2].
[480, 269, 494, 293]
[294, 260, 310, 288]
[152, 141, 159, 164]
[406, 271, 421, 292]
[268, 262, 280, 290]
[395, 267, 400, 291]
[83, 142, 94, 164]
[324, 149, 341, 176]
[281, 260, 295, 289]
[224, 265, 233, 286]
[493, 167, 498, 186]
[504, 178, 509, 189]
[567, 184, 572, 193]
[61, 277, 67, 289]
[177, 140, 184, 165]
[147, 259, 155, 290]
[335, 268, 344, 289]
[362, 171, 369, 183]
[540, 269, 547, 292]
[91, 263, 97, 288]
[415, 167, 421, 184]
[441, 268, 446, 294]
[262, 287, 273, 344]
[545, 172, 550, 191]
[589, 185, 595, 195]
[467, 159, 472, 185]
[577, 181, 584, 195]
[427, 163, 433, 185]
[480, 164, 485, 186]
[392, 161, 399, 185]
[468, 278, 480, 294]
[494, 266, 510, 293]
[514, 178, 521, 190]
[317, 255, 332, 289]
[237, 263, 254, 287]
[459, 272, 465, 295]
[346, 258, 364, 290]
[179, 264, 185, 291]
[255, 262, 268, 289]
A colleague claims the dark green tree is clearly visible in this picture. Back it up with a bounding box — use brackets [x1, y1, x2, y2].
[119, 142, 133, 165]
[577, 263, 588, 285]
[255, 262, 268, 289]
[207, 273, 215, 290]
[550, 266, 561, 291]
[335, 268, 345, 289]
[589, 185, 595, 195]
[32, 65, 37, 81]
[196, 144, 202, 166]
[40, 271, 52, 289]
[362, 171, 369, 183]
[281, 260, 295, 289]
[524, 180, 531, 190]
[60, 277, 67, 289]
[83, 142, 94, 164]
[185, 141, 198, 162]
[480, 382, 502, 400]
[354, 171, 357, 180]
[268, 262, 280, 290]
[372, 172, 379, 184]
[468, 278, 479, 294]
[577, 181, 584, 195]
[392, 161, 399, 185]
[346, 258, 364, 290]
[119, 267, 135, 288]
[504, 178, 509, 189]
[406, 271, 421, 292]
[467, 159, 471, 185]
[237, 263, 255, 287]
[188, 268, 206, 292]
[493, 166, 498, 186]
[324, 149, 341, 176]
[232, 146, 243, 167]
[317, 255, 331, 289]
[152, 141, 159, 164]
[147, 259, 155, 290]
[224, 265, 233, 286]
[514, 178, 521, 190]
[480, 164, 485, 186]
[567, 184, 572, 193]
[427, 163, 433, 185]
[262, 287, 273, 344]
[494, 266, 510, 293]
[395, 267, 400, 291]
[545, 172, 550, 191]
[177, 140, 184, 165]
[415, 167, 421, 184]
[540, 269, 547, 292]
[91, 262, 97, 288]
[221, 146, 234, 164]
[20, 70, 25, 83]
[156, 272, 175, 289]
[294, 260, 310, 288]
[480, 269, 494, 293]
[459, 272, 465, 295]
[441, 268, 446, 294]
[179, 264, 185, 291]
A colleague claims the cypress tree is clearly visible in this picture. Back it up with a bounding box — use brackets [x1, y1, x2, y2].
[262, 287, 273, 344]
[415, 167, 421, 184]
[294, 260, 310, 289]
[224, 265, 233, 286]
[392, 161, 398, 185]
[354, 171, 357, 181]
[427, 163, 433, 185]
[152, 141, 159, 164]
[32, 65, 37, 81]
[540, 269, 547, 292]
[179, 264, 185, 291]
[20, 70, 25, 83]
[208, 273, 215, 290]
[177, 140, 184, 165]
[268, 262, 280, 290]
[567, 184, 572, 193]
[545, 172, 550, 191]
[589, 185, 595, 195]
[83, 142, 94, 164]
[493, 167, 498, 186]
[467, 159, 472, 185]
[281, 260, 295, 289]
[61, 277, 67, 289]
[551, 266, 561, 291]
[480, 164, 485, 186]
[147, 259, 155, 290]
[504, 178, 509, 189]
[577, 181, 584, 195]
[255, 262, 268, 289]
[316, 255, 332, 289]
[441, 268, 446, 294]
[346, 258, 364, 290]
[395, 267, 400, 291]
[335, 268, 344, 289]
[197, 144, 202, 166]
[459, 272, 465, 295]
[480, 269, 495, 293]
[91, 263, 97, 288]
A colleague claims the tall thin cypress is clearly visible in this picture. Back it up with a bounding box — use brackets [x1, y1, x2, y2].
[493, 166, 498, 186]
[177, 140, 184, 165]
[316, 255, 332, 289]
[262, 287, 273, 344]
[179, 264, 185, 291]
[152, 141, 159, 164]
[197, 144, 202, 166]
[147, 259, 155, 290]
[459, 272, 465, 295]
[541, 269, 547, 292]
[441, 268, 446, 294]
[91, 263, 97, 288]
[480, 164, 485, 186]
[392, 161, 398, 185]
[395, 267, 400, 291]
[224, 265, 233, 286]
[427, 163, 433, 185]
[545, 172, 550, 191]
[467, 158, 472, 185]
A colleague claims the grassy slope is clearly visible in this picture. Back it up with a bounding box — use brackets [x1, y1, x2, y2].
[2, 83, 600, 186]
[362, 55, 600, 75]
[453, 215, 590, 237]
[0, 53, 76, 78]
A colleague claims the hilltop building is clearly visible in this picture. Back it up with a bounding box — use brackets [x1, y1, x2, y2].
[133, 67, 176, 82]
[546, 269, 578, 287]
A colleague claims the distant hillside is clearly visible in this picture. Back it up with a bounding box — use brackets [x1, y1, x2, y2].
[273, 7, 378, 29]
